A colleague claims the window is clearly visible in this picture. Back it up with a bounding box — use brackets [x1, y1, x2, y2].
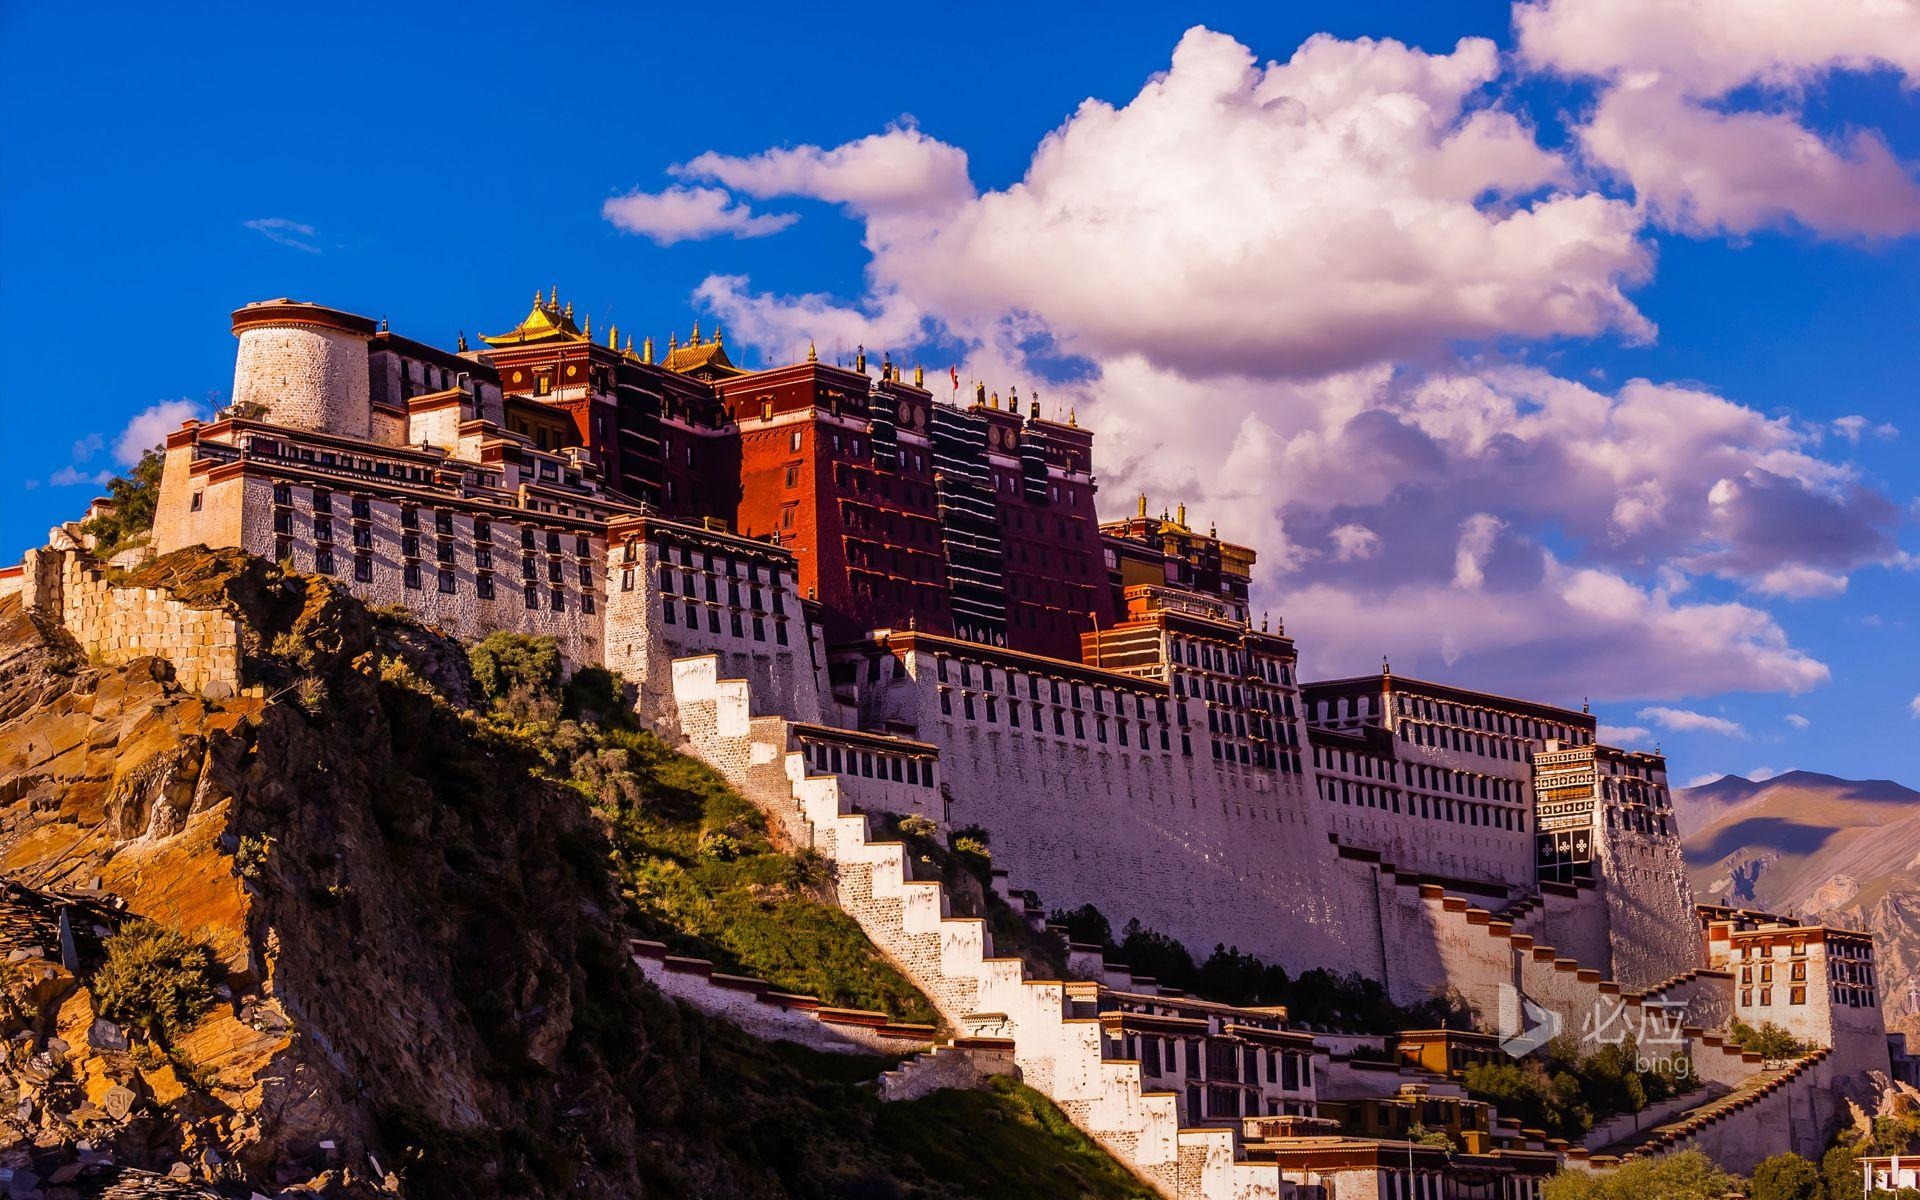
[438, 568, 456, 594]
[352, 496, 370, 520]
[785, 464, 799, 487]
[790, 429, 802, 451]
[273, 483, 292, 506]
[402, 506, 418, 530]
[404, 562, 422, 590]
[315, 548, 334, 575]
[435, 510, 453, 535]
[189, 492, 203, 512]
[525, 584, 539, 609]
[551, 588, 566, 611]
[476, 574, 495, 600]
[354, 553, 373, 583]
[581, 592, 595, 614]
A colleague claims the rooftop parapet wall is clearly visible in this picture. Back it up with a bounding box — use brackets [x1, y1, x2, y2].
[21, 544, 242, 698]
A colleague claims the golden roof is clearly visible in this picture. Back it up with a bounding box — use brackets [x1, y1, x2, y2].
[663, 328, 743, 379]
[481, 289, 587, 348]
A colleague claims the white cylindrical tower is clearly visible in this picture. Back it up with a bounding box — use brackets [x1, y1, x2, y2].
[230, 300, 376, 438]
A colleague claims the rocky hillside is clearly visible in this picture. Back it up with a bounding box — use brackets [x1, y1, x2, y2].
[0, 548, 1150, 1199]
[1679, 770, 1920, 1039]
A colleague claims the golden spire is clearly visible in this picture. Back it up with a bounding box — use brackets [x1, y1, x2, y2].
[1010, 384, 1019, 410]
[990, 390, 1000, 409]
[533, 288, 543, 308]
[1209, 520, 1217, 537]
[1068, 406, 1078, 427]
[691, 318, 701, 344]
[807, 338, 818, 363]
[669, 331, 678, 351]
[608, 323, 619, 349]
[855, 344, 866, 373]
[641, 334, 653, 363]
[1177, 502, 1187, 526]
[548, 285, 558, 309]
[913, 364, 924, 387]
[582, 314, 591, 339]
[1137, 494, 1148, 518]
[457, 331, 469, 353]
[714, 325, 723, 346]
[564, 299, 574, 321]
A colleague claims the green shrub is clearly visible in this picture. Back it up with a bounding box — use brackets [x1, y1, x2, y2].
[1731, 1018, 1813, 1060]
[1750, 1152, 1823, 1200]
[1543, 1150, 1745, 1200]
[469, 633, 562, 714]
[90, 920, 218, 1045]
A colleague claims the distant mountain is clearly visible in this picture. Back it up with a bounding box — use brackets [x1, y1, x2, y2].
[1678, 770, 1920, 1037]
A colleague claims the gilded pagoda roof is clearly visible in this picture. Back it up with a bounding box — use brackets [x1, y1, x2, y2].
[482, 290, 587, 348]
[662, 324, 744, 379]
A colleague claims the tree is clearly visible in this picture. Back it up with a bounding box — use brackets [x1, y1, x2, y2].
[1730, 1018, 1811, 1060]
[1542, 1151, 1745, 1200]
[469, 632, 562, 718]
[90, 920, 217, 1045]
[1750, 1152, 1824, 1200]
[80, 447, 164, 557]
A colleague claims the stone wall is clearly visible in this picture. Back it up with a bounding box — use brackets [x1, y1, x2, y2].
[877, 1040, 1018, 1102]
[1597, 822, 1701, 991]
[853, 643, 1358, 978]
[21, 546, 241, 697]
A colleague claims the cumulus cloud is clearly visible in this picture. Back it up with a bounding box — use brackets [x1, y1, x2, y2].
[116, 399, 207, 465]
[1748, 765, 1786, 782]
[600, 21, 1912, 704]
[243, 217, 322, 253]
[1785, 714, 1811, 729]
[1911, 694, 1920, 719]
[47, 465, 112, 488]
[602, 185, 798, 245]
[1598, 723, 1652, 745]
[1638, 706, 1748, 737]
[665, 28, 1653, 380]
[1832, 415, 1899, 442]
[1517, 0, 1920, 238]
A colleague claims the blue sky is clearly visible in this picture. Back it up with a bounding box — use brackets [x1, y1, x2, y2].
[2, 1, 1915, 785]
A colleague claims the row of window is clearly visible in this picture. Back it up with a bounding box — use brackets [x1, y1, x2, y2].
[278, 536, 594, 613]
[798, 739, 936, 789]
[1314, 745, 1528, 805]
[657, 596, 790, 646]
[939, 687, 1184, 754]
[270, 483, 599, 559]
[1394, 694, 1590, 745]
[1318, 776, 1527, 832]
[934, 655, 1169, 721]
[1126, 1034, 1314, 1092]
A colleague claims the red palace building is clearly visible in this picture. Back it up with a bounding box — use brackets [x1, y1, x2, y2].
[473, 292, 1187, 663]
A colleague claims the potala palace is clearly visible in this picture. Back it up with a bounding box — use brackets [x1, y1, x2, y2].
[10, 293, 1909, 1199]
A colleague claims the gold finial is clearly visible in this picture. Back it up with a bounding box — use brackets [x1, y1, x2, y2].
[1262, 612, 1270, 632]
[1383, 655, 1392, 677]
[641, 334, 653, 363]
[1068, 405, 1077, 427]
[855, 344, 866, 373]
[1177, 502, 1187, 526]
[582, 314, 591, 339]
[533, 289, 542, 308]
[1138, 494, 1148, 518]
[549, 285, 558, 309]
[1583, 697, 1590, 715]
[714, 325, 723, 346]
[913, 364, 924, 387]
[564, 299, 574, 320]
[609, 323, 619, 349]
[1010, 384, 1019, 410]
[1030, 394, 1040, 420]
[669, 331, 678, 351]
[691, 318, 701, 344]
[975, 380, 986, 405]
[1209, 521, 1217, 538]
[457, 330, 469, 353]
[807, 338, 818, 363]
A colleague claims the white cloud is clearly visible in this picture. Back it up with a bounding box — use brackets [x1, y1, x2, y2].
[116, 399, 207, 465]
[664, 28, 1654, 380]
[1330, 524, 1383, 562]
[1748, 765, 1786, 783]
[694, 275, 926, 362]
[1638, 706, 1748, 737]
[47, 466, 112, 488]
[1751, 565, 1849, 599]
[1598, 723, 1652, 745]
[1517, 0, 1920, 238]
[602, 185, 798, 245]
[1785, 714, 1810, 729]
[1684, 772, 1728, 788]
[1833, 414, 1901, 443]
[243, 217, 322, 253]
[677, 123, 974, 218]
[1911, 693, 1920, 719]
